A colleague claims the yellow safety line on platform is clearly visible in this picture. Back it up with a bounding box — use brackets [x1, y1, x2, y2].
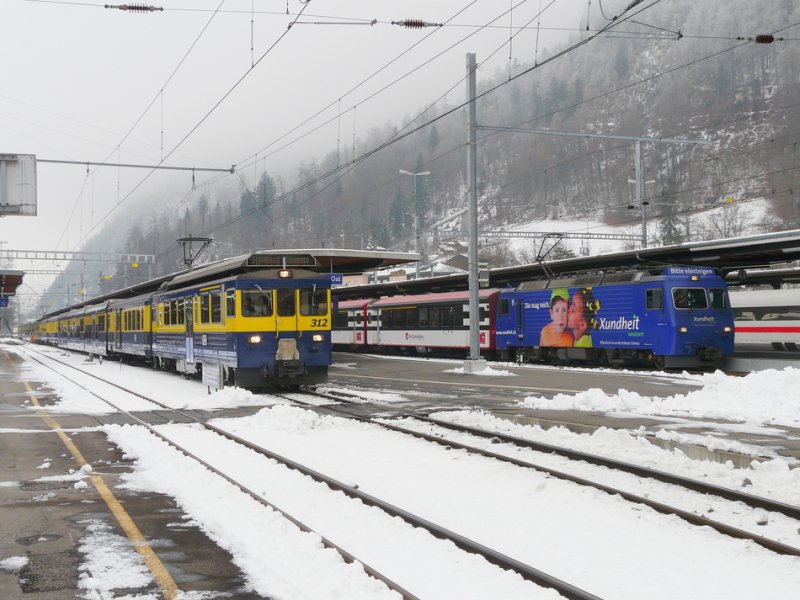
[21, 380, 180, 600]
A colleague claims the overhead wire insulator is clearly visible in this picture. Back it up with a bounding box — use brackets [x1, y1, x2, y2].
[737, 34, 783, 43]
[104, 4, 164, 12]
[391, 19, 443, 29]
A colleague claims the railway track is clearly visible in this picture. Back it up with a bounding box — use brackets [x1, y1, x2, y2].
[294, 387, 800, 556]
[20, 346, 604, 600]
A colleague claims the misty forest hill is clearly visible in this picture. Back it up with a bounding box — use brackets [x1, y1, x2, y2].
[56, 0, 800, 299]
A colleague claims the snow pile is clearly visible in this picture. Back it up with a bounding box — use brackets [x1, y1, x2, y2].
[444, 365, 515, 376]
[519, 367, 800, 427]
[0, 556, 29, 572]
[430, 410, 800, 505]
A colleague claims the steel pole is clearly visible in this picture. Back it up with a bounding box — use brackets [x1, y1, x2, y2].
[635, 140, 647, 248]
[414, 175, 419, 279]
[465, 53, 485, 371]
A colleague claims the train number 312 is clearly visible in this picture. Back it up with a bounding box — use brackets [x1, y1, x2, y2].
[311, 318, 328, 327]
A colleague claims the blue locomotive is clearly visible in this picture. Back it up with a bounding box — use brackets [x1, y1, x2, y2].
[495, 266, 734, 369]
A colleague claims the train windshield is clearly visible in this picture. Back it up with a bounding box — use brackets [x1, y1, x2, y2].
[300, 287, 328, 316]
[241, 288, 273, 317]
[672, 287, 708, 309]
[708, 288, 728, 309]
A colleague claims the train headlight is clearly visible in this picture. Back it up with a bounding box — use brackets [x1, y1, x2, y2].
[678, 326, 688, 334]
[278, 269, 292, 278]
[312, 334, 324, 343]
[723, 326, 732, 334]
[248, 334, 262, 344]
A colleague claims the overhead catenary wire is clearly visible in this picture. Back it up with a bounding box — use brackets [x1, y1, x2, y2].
[249, 17, 798, 246]
[188, 0, 669, 240]
[55, 0, 230, 250]
[75, 1, 313, 247]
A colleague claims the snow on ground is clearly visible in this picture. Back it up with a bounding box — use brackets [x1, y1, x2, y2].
[77, 518, 155, 598]
[519, 367, 800, 428]
[500, 197, 771, 259]
[444, 365, 515, 376]
[7, 343, 800, 598]
[200, 405, 800, 600]
[0, 556, 29, 572]
[6, 344, 287, 413]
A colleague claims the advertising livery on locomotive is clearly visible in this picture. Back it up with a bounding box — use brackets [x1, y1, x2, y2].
[495, 266, 734, 368]
[334, 265, 735, 369]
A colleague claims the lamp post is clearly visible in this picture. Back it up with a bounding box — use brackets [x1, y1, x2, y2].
[399, 169, 430, 279]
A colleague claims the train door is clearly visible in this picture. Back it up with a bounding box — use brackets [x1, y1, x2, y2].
[115, 309, 123, 350]
[276, 288, 298, 333]
[185, 298, 194, 365]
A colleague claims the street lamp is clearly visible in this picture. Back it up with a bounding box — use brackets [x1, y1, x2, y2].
[399, 169, 430, 278]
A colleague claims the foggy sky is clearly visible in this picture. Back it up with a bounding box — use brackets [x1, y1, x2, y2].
[0, 0, 605, 315]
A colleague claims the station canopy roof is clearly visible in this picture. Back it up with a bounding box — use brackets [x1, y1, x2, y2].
[333, 228, 800, 300]
[43, 249, 419, 317]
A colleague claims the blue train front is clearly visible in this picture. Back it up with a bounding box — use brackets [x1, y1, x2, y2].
[496, 266, 734, 369]
[152, 268, 331, 389]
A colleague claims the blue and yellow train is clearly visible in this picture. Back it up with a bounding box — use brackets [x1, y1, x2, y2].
[24, 255, 333, 389]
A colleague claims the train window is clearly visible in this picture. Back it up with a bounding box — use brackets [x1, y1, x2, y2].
[398, 310, 409, 329]
[210, 291, 222, 324]
[242, 288, 273, 317]
[300, 288, 328, 316]
[429, 307, 441, 329]
[734, 309, 755, 321]
[198, 294, 210, 324]
[406, 308, 418, 328]
[646, 289, 663, 310]
[499, 298, 510, 315]
[418, 307, 429, 328]
[178, 299, 186, 325]
[381, 310, 393, 329]
[709, 288, 727, 309]
[98, 315, 105, 333]
[277, 289, 295, 317]
[453, 305, 464, 325]
[442, 307, 454, 328]
[479, 305, 488, 322]
[226, 289, 236, 318]
[672, 288, 708, 309]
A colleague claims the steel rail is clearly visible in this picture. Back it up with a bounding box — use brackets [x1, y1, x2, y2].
[321, 387, 800, 520]
[20, 349, 417, 600]
[304, 390, 800, 557]
[22, 347, 601, 600]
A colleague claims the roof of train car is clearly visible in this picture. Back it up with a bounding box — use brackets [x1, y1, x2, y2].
[729, 288, 800, 308]
[370, 288, 501, 307]
[38, 249, 418, 320]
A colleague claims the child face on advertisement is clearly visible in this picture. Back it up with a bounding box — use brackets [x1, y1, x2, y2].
[550, 297, 568, 333]
[568, 291, 587, 333]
